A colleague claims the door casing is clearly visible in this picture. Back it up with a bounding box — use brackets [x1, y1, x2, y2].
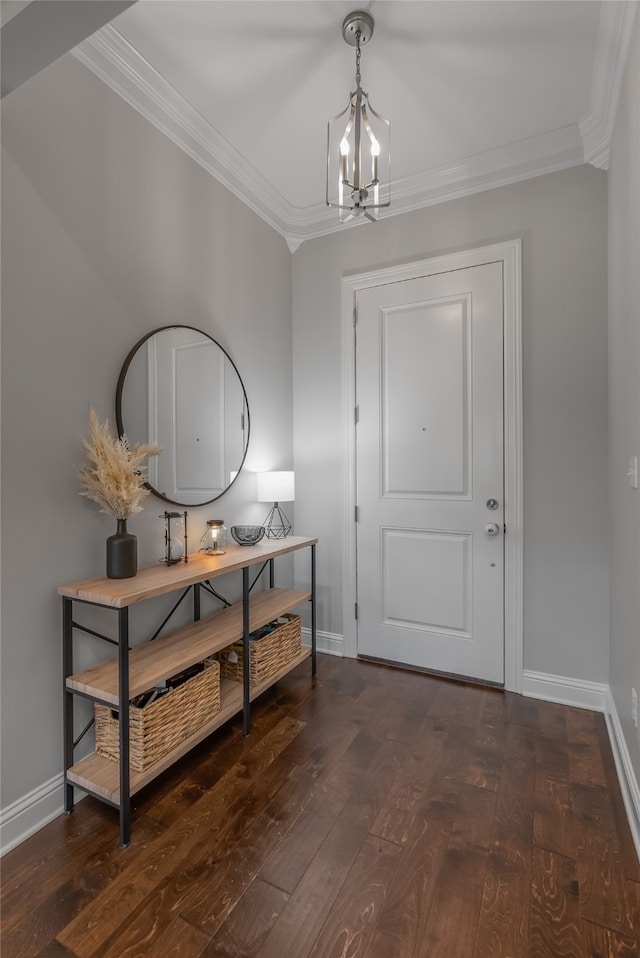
[340, 240, 523, 693]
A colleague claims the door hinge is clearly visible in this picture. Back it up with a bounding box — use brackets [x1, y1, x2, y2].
[353, 304, 358, 327]
[504, 524, 507, 534]
[354, 404, 359, 425]
[355, 505, 359, 522]
[355, 602, 359, 620]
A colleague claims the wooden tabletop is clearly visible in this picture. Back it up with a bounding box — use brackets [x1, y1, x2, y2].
[58, 535, 318, 608]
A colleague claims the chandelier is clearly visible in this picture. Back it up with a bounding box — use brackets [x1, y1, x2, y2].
[326, 10, 390, 223]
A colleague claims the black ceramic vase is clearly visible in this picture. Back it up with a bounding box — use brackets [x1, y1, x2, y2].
[106, 519, 137, 579]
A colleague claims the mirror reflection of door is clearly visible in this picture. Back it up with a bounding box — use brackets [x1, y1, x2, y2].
[117, 326, 249, 506]
[150, 329, 227, 500]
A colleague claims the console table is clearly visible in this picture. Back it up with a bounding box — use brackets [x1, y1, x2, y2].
[59, 535, 317, 846]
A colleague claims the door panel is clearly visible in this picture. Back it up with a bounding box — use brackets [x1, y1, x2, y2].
[382, 528, 471, 634]
[356, 263, 504, 683]
[383, 296, 470, 496]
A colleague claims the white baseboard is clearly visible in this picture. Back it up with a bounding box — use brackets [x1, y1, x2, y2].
[604, 688, 640, 863]
[302, 627, 344, 657]
[521, 669, 608, 712]
[1, 773, 69, 857]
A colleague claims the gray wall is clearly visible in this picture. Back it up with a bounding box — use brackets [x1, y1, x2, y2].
[292, 165, 609, 683]
[608, 9, 640, 783]
[1, 54, 293, 811]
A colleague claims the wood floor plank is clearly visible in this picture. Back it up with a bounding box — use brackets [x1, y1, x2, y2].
[533, 716, 575, 859]
[572, 783, 640, 937]
[473, 722, 537, 957]
[582, 922, 640, 957]
[149, 916, 210, 958]
[508, 692, 540, 729]
[198, 879, 289, 958]
[481, 688, 512, 726]
[306, 835, 402, 958]
[425, 845, 491, 957]
[415, 779, 496, 957]
[369, 719, 445, 846]
[473, 849, 530, 958]
[352, 667, 441, 747]
[258, 770, 352, 893]
[567, 706, 608, 788]
[530, 847, 586, 958]
[534, 770, 574, 860]
[536, 698, 570, 738]
[252, 798, 375, 958]
[428, 680, 488, 730]
[373, 804, 452, 955]
[464, 719, 508, 793]
[34, 941, 78, 958]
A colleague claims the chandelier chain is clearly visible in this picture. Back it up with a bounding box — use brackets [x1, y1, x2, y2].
[355, 30, 362, 88]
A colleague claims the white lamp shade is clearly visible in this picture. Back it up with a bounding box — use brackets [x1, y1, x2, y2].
[257, 471, 295, 503]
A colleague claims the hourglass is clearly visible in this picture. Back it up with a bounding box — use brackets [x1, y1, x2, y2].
[160, 511, 189, 565]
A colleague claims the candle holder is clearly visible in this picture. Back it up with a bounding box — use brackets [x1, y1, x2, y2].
[160, 511, 189, 565]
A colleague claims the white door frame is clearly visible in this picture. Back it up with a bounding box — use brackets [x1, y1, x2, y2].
[340, 240, 523, 693]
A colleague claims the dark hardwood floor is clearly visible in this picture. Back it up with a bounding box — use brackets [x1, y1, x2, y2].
[2, 654, 639, 957]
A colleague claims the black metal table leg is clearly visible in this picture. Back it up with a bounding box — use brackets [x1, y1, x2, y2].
[193, 582, 201, 622]
[242, 566, 250, 737]
[311, 544, 317, 677]
[269, 558, 275, 589]
[117, 607, 131, 847]
[62, 598, 75, 813]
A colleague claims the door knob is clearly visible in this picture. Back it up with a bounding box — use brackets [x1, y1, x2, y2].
[484, 522, 500, 537]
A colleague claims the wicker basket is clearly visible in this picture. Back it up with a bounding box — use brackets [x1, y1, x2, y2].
[218, 613, 301, 686]
[95, 658, 221, 772]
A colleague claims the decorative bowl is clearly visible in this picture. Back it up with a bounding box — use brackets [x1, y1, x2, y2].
[230, 525, 265, 546]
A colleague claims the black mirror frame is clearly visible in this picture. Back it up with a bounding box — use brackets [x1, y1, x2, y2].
[115, 324, 250, 507]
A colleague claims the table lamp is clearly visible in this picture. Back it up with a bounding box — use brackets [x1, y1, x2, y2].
[257, 471, 295, 538]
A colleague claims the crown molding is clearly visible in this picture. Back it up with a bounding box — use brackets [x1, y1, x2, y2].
[284, 124, 584, 249]
[73, 7, 635, 250]
[580, 0, 639, 169]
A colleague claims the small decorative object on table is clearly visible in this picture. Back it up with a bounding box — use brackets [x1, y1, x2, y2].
[257, 471, 295, 538]
[160, 510, 188, 565]
[201, 519, 227, 555]
[78, 406, 162, 579]
[230, 525, 265, 546]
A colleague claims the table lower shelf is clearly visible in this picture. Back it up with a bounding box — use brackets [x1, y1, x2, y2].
[66, 646, 311, 805]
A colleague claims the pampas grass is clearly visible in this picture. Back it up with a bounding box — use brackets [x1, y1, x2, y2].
[79, 407, 162, 520]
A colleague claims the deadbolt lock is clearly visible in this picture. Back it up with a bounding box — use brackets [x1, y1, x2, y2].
[486, 498, 499, 511]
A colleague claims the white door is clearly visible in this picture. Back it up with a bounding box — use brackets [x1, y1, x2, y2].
[355, 263, 504, 684]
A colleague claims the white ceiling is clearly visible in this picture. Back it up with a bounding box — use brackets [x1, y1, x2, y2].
[71, 0, 638, 250]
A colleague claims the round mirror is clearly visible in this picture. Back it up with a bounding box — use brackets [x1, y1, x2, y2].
[116, 325, 250, 506]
